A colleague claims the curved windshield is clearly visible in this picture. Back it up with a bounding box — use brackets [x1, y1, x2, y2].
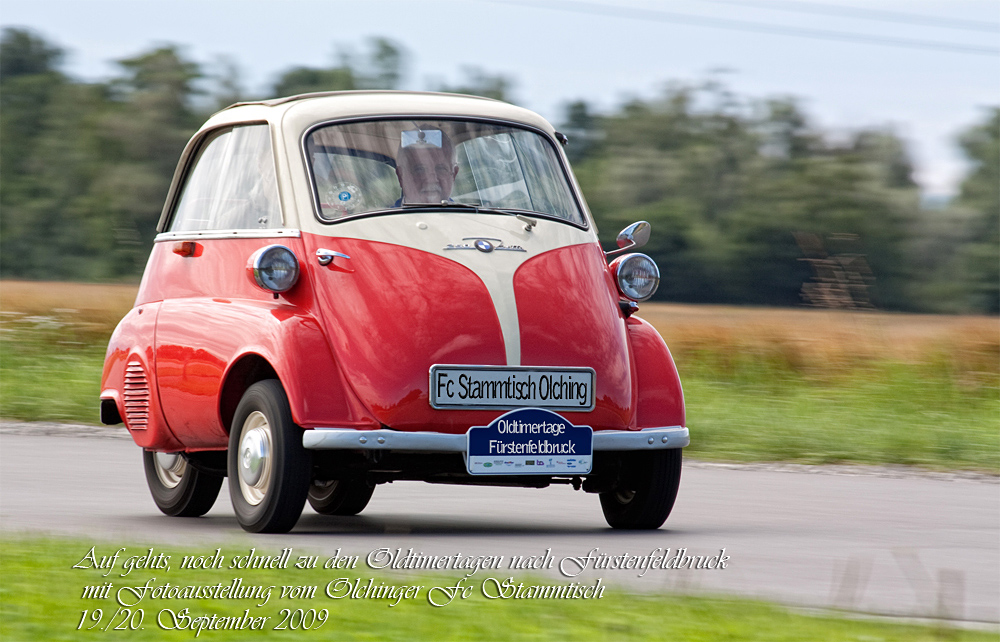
[306, 119, 585, 225]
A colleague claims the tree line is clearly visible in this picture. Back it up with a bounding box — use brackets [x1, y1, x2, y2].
[1, 28, 996, 313]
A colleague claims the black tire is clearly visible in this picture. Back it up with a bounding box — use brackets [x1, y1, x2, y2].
[227, 380, 310, 533]
[308, 479, 375, 516]
[143, 450, 223, 517]
[599, 449, 682, 529]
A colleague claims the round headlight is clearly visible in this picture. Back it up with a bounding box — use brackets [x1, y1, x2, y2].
[611, 253, 660, 302]
[250, 245, 299, 293]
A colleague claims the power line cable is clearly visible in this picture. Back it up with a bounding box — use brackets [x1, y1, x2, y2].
[698, 0, 1000, 34]
[491, 0, 1000, 56]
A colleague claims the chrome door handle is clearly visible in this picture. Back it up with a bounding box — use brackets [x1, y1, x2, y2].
[316, 249, 351, 266]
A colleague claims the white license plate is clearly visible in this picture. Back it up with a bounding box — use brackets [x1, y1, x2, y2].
[429, 365, 595, 412]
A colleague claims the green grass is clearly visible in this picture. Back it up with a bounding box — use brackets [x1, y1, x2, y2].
[682, 363, 1000, 472]
[1, 315, 997, 473]
[0, 316, 106, 424]
[0, 536, 992, 642]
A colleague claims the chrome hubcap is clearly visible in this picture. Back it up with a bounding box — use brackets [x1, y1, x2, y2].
[237, 411, 272, 506]
[154, 452, 186, 489]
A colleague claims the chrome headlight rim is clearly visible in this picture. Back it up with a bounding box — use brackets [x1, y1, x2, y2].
[611, 252, 660, 302]
[251, 245, 300, 293]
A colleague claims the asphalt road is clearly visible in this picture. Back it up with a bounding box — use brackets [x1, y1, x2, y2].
[1, 427, 997, 625]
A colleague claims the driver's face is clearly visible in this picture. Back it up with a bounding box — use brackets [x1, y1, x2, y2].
[396, 147, 458, 203]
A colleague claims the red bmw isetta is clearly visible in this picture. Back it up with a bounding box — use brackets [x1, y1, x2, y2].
[100, 91, 688, 533]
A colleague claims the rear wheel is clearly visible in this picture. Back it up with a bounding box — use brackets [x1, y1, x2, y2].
[308, 479, 375, 515]
[143, 450, 223, 517]
[600, 449, 682, 529]
[228, 380, 310, 533]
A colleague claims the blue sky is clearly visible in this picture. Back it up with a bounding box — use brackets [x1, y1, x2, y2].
[3, 0, 998, 197]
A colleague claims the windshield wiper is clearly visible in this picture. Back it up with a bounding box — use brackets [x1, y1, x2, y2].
[399, 201, 538, 231]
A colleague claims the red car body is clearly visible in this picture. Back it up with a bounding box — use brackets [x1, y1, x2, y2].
[100, 91, 688, 533]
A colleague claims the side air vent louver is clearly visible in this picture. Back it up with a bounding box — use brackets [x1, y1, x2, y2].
[123, 360, 150, 430]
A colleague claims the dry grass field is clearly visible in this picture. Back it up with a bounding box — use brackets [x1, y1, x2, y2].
[643, 302, 996, 359]
[0, 280, 138, 332]
[2, 279, 996, 371]
[640, 303, 999, 384]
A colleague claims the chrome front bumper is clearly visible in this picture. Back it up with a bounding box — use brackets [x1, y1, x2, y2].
[303, 425, 689, 452]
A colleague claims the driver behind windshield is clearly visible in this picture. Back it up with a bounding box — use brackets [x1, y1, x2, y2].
[395, 129, 458, 205]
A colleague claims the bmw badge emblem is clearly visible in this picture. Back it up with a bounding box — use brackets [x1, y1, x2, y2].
[474, 239, 494, 253]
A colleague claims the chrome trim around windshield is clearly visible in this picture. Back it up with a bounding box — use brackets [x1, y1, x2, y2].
[302, 426, 689, 451]
[155, 228, 302, 242]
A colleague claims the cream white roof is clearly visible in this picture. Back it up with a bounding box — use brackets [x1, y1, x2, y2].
[201, 91, 556, 136]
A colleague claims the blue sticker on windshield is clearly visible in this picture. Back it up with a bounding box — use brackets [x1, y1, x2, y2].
[338, 191, 351, 201]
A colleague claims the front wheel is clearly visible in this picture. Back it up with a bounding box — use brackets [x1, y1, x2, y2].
[228, 380, 310, 533]
[143, 450, 223, 517]
[599, 449, 682, 530]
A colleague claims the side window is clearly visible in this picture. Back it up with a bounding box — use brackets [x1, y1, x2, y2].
[169, 124, 280, 232]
